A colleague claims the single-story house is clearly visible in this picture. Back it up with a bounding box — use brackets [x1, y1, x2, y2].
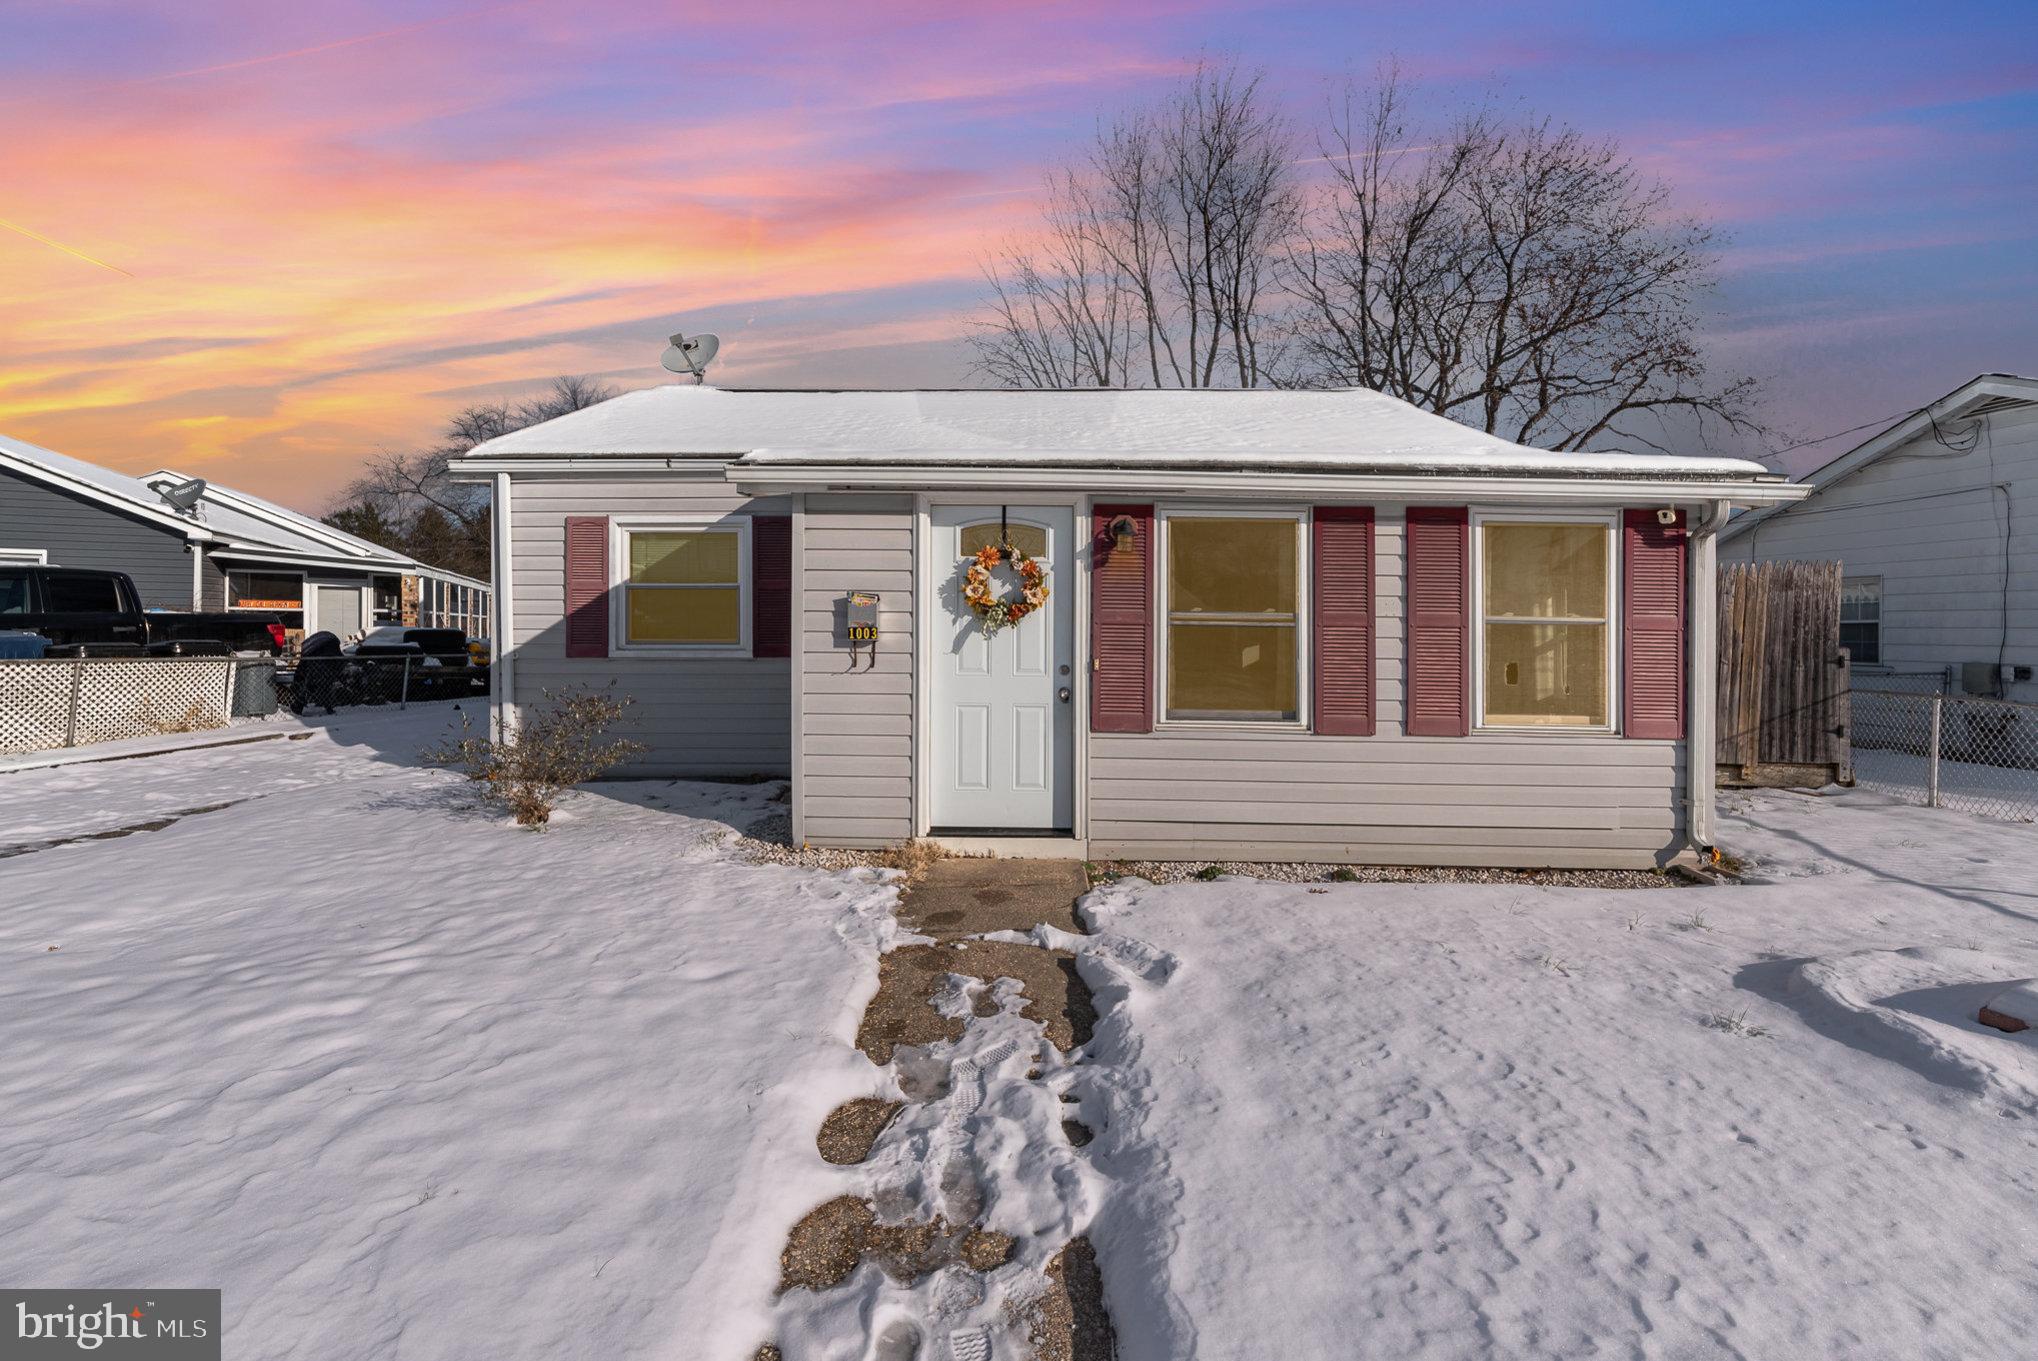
[457, 386, 1803, 868]
[1721, 372, 2038, 703]
[0, 432, 490, 642]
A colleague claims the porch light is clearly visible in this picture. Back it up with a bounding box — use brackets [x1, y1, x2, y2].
[1110, 516, 1138, 551]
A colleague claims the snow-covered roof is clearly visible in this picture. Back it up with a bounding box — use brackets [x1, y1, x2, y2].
[0, 432, 439, 573]
[142, 466, 414, 565]
[460, 386, 1778, 481]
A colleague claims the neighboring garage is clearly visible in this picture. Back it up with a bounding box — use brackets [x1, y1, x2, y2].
[0, 432, 488, 644]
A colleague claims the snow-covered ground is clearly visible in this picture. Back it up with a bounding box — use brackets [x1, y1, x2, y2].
[10, 707, 2038, 1359]
[1074, 785, 2038, 1359]
[0, 706, 899, 1359]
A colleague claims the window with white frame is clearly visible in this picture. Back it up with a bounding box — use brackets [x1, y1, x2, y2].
[1477, 516, 1614, 729]
[1840, 576, 1881, 666]
[1162, 511, 1304, 723]
[617, 521, 749, 649]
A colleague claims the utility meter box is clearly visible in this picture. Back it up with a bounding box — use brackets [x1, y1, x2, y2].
[845, 592, 880, 644]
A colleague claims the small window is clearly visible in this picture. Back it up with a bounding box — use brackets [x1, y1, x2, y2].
[959, 522, 1048, 559]
[44, 573, 122, 613]
[0, 570, 29, 615]
[229, 571, 304, 610]
[1479, 520, 1612, 728]
[1840, 577, 1881, 666]
[1164, 514, 1302, 722]
[622, 526, 745, 647]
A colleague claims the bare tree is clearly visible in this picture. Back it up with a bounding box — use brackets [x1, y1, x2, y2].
[973, 60, 1300, 389]
[1287, 71, 1761, 449]
[326, 375, 617, 578]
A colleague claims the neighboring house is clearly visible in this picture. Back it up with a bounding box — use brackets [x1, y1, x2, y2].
[1721, 374, 2038, 703]
[457, 386, 1801, 868]
[0, 432, 489, 641]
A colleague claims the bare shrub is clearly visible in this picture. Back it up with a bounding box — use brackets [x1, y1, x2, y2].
[1703, 1007, 1770, 1039]
[427, 687, 643, 827]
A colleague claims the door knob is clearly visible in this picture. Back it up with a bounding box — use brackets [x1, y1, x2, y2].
[1058, 687, 1072, 703]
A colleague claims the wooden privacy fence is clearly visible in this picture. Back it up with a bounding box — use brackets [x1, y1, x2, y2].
[1717, 560, 1852, 788]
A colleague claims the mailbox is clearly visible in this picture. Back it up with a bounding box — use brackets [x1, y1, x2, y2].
[845, 592, 880, 644]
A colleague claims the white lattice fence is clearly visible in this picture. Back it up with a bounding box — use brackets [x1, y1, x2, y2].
[0, 658, 239, 755]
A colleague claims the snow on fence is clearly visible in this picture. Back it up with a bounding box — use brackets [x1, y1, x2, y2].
[0, 657, 278, 755]
[1851, 688, 2038, 823]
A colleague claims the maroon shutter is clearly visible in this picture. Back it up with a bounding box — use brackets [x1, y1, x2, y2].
[1090, 504, 1153, 733]
[1312, 506, 1375, 735]
[1405, 506, 1470, 736]
[564, 515, 609, 658]
[1623, 508, 1687, 739]
[751, 514, 792, 658]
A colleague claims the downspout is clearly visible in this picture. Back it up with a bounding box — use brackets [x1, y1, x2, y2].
[1685, 499, 1729, 854]
[190, 540, 205, 610]
[492, 472, 516, 740]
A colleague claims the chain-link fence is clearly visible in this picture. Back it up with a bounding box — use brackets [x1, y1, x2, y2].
[1852, 668, 1952, 696]
[280, 652, 484, 714]
[1851, 688, 2038, 822]
[0, 657, 280, 755]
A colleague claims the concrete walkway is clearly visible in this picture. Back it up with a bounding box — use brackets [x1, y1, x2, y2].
[766, 853, 1116, 1361]
[897, 858, 1091, 940]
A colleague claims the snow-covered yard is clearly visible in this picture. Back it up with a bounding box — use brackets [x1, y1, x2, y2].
[0, 707, 898, 1358]
[1075, 785, 2038, 1359]
[7, 711, 2038, 1359]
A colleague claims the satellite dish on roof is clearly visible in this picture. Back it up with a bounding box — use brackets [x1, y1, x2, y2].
[157, 477, 207, 514]
[661, 332, 720, 384]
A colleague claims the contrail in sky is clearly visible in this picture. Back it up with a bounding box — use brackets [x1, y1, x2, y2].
[0, 217, 132, 277]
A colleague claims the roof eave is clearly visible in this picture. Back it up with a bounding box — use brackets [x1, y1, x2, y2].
[1720, 372, 2038, 543]
[730, 463, 1808, 506]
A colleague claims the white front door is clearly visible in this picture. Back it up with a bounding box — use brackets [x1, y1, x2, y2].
[930, 505, 1076, 832]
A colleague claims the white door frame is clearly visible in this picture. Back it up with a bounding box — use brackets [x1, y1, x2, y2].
[915, 493, 1091, 844]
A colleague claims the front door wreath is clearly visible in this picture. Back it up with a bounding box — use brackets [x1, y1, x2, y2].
[961, 542, 1049, 633]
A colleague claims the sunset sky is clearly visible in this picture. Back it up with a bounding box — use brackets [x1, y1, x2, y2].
[2, 0, 2034, 509]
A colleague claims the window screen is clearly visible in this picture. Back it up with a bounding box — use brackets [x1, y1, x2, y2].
[624, 529, 743, 646]
[1480, 522, 1610, 727]
[1165, 516, 1300, 722]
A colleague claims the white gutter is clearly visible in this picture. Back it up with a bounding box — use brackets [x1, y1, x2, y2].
[731, 465, 1810, 507]
[190, 542, 205, 610]
[1686, 499, 1729, 853]
[453, 457, 732, 477]
[206, 546, 419, 574]
[491, 472, 516, 739]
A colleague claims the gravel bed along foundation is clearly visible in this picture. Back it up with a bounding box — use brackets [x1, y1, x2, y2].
[1091, 859, 1684, 890]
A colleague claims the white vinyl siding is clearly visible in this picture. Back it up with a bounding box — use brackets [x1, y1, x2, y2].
[796, 495, 916, 848]
[1722, 401, 2038, 700]
[508, 473, 791, 776]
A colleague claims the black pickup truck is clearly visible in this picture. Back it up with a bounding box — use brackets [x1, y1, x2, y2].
[0, 565, 285, 655]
